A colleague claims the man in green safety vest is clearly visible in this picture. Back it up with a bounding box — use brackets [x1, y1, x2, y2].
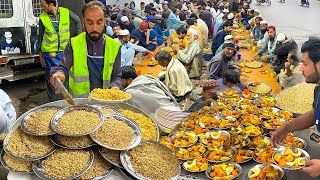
[50, 0, 122, 98]
[38, 0, 81, 102]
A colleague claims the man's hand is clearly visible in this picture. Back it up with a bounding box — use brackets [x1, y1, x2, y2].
[285, 62, 291, 70]
[254, 53, 259, 60]
[146, 50, 155, 56]
[50, 72, 65, 90]
[302, 159, 320, 177]
[39, 53, 46, 68]
[271, 123, 289, 148]
[261, 55, 269, 61]
[171, 44, 180, 52]
[111, 86, 120, 90]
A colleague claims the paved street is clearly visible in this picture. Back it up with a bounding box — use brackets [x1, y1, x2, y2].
[250, 0, 320, 47]
[1, 1, 320, 179]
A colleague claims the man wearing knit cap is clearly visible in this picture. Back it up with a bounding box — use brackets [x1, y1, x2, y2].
[255, 25, 278, 63]
[116, 30, 154, 67]
[272, 33, 298, 74]
[215, 35, 234, 55]
[130, 10, 143, 29]
[120, 16, 136, 32]
[130, 21, 156, 51]
[256, 20, 268, 48]
[207, 42, 237, 80]
[172, 28, 202, 79]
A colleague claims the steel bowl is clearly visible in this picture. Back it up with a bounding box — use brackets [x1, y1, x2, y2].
[231, 149, 253, 164]
[0, 150, 33, 173]
[175, 144, 207, 161]
[90, 104, 122, 116]
[259, 107, 281, 119]
[51, 105, 104, 136]
[3, 128, 57, 161]
[32, 148, 94, 180]
[169, 131, 198, 148]
[204, 146, 237, 163]
[120, 140, 181, 180]
[182, 158, 208, 173]
[98, 146, 123, 169]
[88, 92, 132, 104]
[213, 116, 236, 130]
[245, 61, 263, 69]
[205, 162, 242, 180]
[49, 134, 95, 150]
[248, 163, 284, 180]
[247, 82, 272, 95]
[272, 147, 310, 170]
[90, 115, 142, 151]
[20, 106, 62, 136]
[199, 131, 230, 148]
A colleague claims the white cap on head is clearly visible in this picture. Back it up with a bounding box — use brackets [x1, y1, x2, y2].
[119, 29, 130, 36]
[188, 28, 198, 36]
[227, 13, 234, 20]
[260, 20, 268, 25]
[254, 9, 260, 13]
[182, 6, 188, 10]
[277, 33, 286, 42]
[205, 6, 211, 10]
[223, 9, 229, 13]
[120, 16, 129, 23]
[224, 35, 233, 41]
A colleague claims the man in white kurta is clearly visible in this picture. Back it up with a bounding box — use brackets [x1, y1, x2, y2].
[155, 51, 193, 97]
[172, 28, 202, 79]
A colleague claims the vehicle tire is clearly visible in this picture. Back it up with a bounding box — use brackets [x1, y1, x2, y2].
[257, 0, 262, 4]
[267, 0, 271, 5]
[306, 1, 310, 7]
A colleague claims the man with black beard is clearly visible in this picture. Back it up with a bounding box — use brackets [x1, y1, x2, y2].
[271, 37, 320, 178]
[50, 1, 122, 98]
[206, 43, 237, 80]
[38, 0, 81, 102]
[255, 26, 278, 63]
[211, 21, 233, 55]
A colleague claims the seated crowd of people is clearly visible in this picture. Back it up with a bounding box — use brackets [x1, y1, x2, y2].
[97, 0, 303, 113]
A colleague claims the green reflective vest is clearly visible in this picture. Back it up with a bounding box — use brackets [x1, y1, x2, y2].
[69, 32, 121, 98]
[40, 7, 70, 52]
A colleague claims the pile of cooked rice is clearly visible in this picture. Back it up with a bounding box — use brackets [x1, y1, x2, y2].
[100, 147, 122, 167]
[100, 108, 119, 115]
[6, 128, 55, 159]
[249, 83, 271, 94]
[120, 109, 157, 140]
[91, 118, 134, 149]
[90, 88, 131, 101]
[56, 135, 94, 148]
[25, 109, 58, 135]
[128, 142, 179, 180]
[3, 152, 32, 172]
[57, 110, 100, 135]
[42, 149, 90, 179]
[80, 152, 112, 179]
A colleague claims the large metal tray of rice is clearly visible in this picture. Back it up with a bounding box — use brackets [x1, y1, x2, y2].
[91, 104, 122, 116]
[33, 148, 93, 180]
[49, 134, 95, 149]
[245, 61, 263, 69]
[51, 105, 103, 136]
[3, 127, 56, 161]
[89, 88, 132, 103]
[90, 115, 142, 151]
[0, 150, 33, 173]
[120, 141, 181, 180]
[99, 146, 123, 168]
[21, 106, 61, 136]
[275, 82, 316, 114]
[80, 151, 113, 180]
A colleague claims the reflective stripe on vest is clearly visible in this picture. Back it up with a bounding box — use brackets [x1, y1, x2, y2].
[40, 7, 70, 52]
[69, 32, 121, 98]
